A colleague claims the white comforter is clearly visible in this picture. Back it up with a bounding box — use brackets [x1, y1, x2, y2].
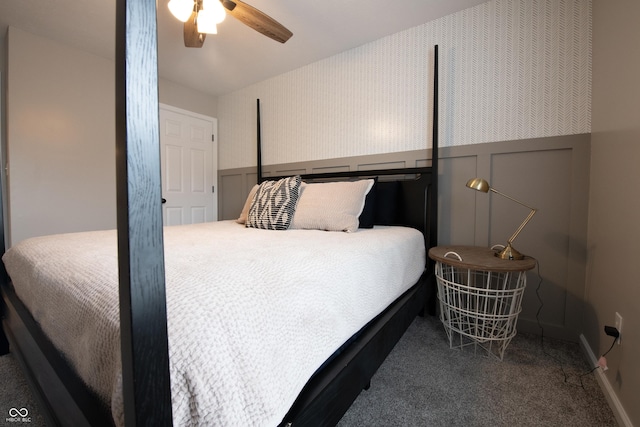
[2, 220, 425, 426]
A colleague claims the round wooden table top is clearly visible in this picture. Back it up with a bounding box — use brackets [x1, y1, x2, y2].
[428, 245, 537, 272]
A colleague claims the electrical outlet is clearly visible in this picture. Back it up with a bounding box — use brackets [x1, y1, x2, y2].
[615, 312, 623, 345]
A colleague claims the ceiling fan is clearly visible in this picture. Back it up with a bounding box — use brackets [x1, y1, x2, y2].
[168, 0, 293, 47]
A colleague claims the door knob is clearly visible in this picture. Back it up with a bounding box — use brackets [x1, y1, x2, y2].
[161, 198, 167, 204]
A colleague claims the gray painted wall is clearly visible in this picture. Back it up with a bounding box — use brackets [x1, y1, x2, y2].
[219, 134, 591, 343]
[585, 1, 640, 425]
[4, 27, 218, 246]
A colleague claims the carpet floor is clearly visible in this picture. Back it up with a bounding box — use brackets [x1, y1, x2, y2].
[0, 315, 616, 426]
[338, 315, 617, 427]
[0, 350, 47, 426]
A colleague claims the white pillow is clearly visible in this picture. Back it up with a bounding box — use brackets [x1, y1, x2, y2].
[236, 184, 259, 224]
[290, 179, 374, 232]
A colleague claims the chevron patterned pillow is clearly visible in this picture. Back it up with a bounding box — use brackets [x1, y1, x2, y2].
[246, 176, 302, 230]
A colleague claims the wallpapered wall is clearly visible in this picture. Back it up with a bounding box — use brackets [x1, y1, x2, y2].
[218, 0, 591, 170]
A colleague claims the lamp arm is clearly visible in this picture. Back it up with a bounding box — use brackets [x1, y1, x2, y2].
[489, 188, 536, 211]
[488, 187, 537, 245]
[507, 208, 537, 244]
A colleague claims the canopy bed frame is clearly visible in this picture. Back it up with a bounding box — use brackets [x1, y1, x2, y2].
[0, 0, 439, 424]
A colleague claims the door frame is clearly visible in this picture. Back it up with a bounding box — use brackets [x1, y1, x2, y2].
[158, 103, 218, 222]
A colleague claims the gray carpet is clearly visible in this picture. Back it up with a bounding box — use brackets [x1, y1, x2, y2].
[0, 315, 616, 426]
[0, 351, 46, 426]
[338, 316, 616, 427]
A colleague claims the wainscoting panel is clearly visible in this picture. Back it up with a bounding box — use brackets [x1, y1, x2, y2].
[219, 174, 244, 220]
[220, 149, 432, 219]
[437, 134, 590, 340]
[438, 155, 478, 246]
[491, 149, 574, 329]
[218, 134, 590, 341]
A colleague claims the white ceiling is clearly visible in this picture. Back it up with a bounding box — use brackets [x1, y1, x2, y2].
[0, 0, 487, 97]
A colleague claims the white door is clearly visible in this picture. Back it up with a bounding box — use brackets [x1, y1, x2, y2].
[159, 105, 217, 225]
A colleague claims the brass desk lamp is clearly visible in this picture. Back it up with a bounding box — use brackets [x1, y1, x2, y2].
[466, 178, 537, 260]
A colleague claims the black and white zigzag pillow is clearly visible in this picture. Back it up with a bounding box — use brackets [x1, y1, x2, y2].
[246, 175, 302, 230]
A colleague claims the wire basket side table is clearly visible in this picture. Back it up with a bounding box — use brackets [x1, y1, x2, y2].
[428, 246, 536, 360]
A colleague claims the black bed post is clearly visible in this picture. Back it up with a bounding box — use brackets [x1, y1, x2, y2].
[426, 44, 439, 315]
[115, 0, 173, 425]
[257, 99, 263, 183]
[430, 44, 439, 252]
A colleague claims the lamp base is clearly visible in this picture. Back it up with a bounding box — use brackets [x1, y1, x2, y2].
[495, 243, 525, 260]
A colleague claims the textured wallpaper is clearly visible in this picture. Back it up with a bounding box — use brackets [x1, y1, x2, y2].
[218, 0, 591, 169]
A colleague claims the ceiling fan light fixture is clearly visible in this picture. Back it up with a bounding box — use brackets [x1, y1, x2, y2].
[168, 0, 194, 22]
[179, 0, 292, 47]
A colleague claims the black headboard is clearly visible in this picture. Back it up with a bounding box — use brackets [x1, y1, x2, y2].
[263, 168, 435, 253]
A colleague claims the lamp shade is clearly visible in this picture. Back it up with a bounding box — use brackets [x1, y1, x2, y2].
[204, 0, 227, 23]
[466, 178, 490, 193]
[197, 11, 218, 34]
[168, 0, 194, 22]
[197, 0, 226, 34]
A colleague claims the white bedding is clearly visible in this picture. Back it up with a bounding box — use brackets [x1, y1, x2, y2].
[2, 220, 426, 426]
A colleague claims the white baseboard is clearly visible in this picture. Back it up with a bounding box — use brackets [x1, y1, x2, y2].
[579, 334, 633, 427]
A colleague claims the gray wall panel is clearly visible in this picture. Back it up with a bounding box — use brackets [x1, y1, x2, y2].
[220, 174, 244, 221]
[436, 135, 589, 340]
[491, 149, 573, 330]
[439, 155, 478, 247]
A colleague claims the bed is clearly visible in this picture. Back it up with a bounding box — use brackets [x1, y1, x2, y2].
[0, 167, 438, 426]
[0, 169, 437, 426]
[0, 2, 440, 425]
[3, 217, 426, 424]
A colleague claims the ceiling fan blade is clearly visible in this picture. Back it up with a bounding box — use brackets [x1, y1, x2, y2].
[225, 0, 293, 43]
[184, 10, 205, 48]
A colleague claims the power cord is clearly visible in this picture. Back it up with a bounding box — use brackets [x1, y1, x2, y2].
[534, 260, 572, 385]
[575, 335, 617, 386]
[600, 335, 617, 358]
[534, 260, 615, 389]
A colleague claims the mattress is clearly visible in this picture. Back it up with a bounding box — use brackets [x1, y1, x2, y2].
[2, 220, 426, 426]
